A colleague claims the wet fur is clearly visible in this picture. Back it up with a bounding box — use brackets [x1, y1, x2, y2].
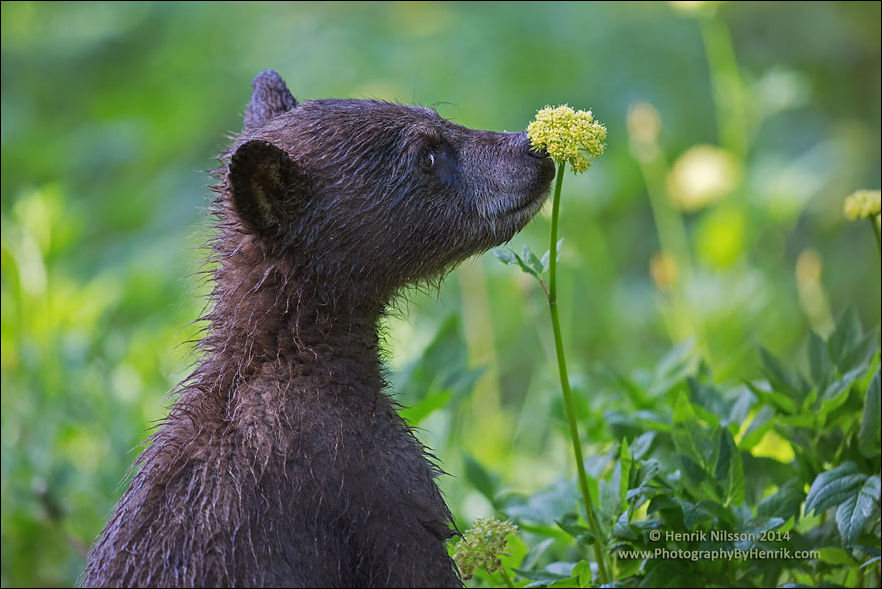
[82, 71, 554, 588]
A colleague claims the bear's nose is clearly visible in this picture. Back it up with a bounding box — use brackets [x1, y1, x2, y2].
[528, 146, 549, 160]
[513, 131, 548, 160]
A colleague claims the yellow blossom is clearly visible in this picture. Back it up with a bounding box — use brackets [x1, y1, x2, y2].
[452, 518, 518, 580]
[666, 144, 740, 211]
[843, 189, 881, 221]
[527, 105, 606, 174]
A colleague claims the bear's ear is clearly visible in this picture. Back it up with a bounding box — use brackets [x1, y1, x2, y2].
[244, 70, 298, 130]
[228, 140, 308, 235]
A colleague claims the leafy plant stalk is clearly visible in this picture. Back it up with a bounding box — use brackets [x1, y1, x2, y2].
[546, 160, 610, 584]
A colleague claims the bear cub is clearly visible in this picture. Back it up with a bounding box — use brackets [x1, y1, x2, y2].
[82, 70, 554, 588]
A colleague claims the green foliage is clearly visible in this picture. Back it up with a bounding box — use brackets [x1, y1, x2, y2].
[459, 314, 880, 587]
[396, 315, 484, 425]
[493, 241, 562, 284]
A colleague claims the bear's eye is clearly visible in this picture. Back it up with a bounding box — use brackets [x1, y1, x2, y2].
[419, 151, 436, 172]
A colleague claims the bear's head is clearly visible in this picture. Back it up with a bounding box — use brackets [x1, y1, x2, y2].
[224, 70, 555, 306]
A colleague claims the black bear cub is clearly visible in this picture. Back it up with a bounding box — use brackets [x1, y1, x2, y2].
[82, 70, 554, 588]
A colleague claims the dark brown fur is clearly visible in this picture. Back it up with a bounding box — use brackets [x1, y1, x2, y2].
[82, 71, 554, 588]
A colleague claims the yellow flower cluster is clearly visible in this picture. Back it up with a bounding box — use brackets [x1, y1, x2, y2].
[452, 518, 518, 580]
[527, 105, 606, 173]
[844, 189, 881, 221]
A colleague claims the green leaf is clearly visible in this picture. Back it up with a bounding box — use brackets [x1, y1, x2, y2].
[804, 462, 867, 516]
[698, 498, 737, 527]
[817, 547, 855, 565]
[820, 367, 863, 400]
[671, 391, 713, 468]
[689, 394, 723, 429]
[839, 330, 879, 375]
[828, 306, 862, 371]
[800, 386, 819, 414]
[808, 331, 834, 387]
[647, 494, 679, 516]
[602, 368, 653, 408]
[633, 414, 672, 433]
[675, 498, 717, 529]
[556, 520, 597, 545]
[613, 510, 638, 541]
[539, 238, 565, 274]
[760, 347, 808, 402]
[498, 533, 528, 578]
[688, 377, 730, 422]
[522, 244, 544, 276]
[715, 427, 744, 505]
[835, 475, 881, 545]
[614, 554, 642, 580]
[859, 372, 881, 458]
[756, 479, 805, 521]
[678, 455, 706, 487]
[396, 315, 482, 419]
[816, 367, 863, 421]
[493, 246, 540, 279]
[492, 248, 518, 265]
[745, 380, 796, 414]
[620, 439, 633, 509]
[739, 405, 775, 451]
[463, 454, 499, 504]
[504, 479, 580, 524]
[626, 485, 662, 506]
[520, 537, 557, 571]
[776, 412, 816, 428]
[630, 431, 656, 461]
[520, 562, 592, 588]
[641, 563, 694, 588]
[515, 567, 570, 587]
[649, 339, 699, 397]
[637, 457, 662, 487]
[400, 389, 452, 424]
[739, 516, 787, 549]
[728, 389, 755, 427]
[571, 560, 591, 587]
[599, 464, 623, 516]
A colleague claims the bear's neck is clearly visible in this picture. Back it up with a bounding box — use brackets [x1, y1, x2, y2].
[199, 238, 387, 394]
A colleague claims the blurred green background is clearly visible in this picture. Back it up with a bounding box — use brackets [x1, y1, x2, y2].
[1, 2, 879, 586]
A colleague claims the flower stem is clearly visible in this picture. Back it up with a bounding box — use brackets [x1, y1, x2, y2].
[699, 13, 748, 157]
[869, 217, 881, 257]
[547, 160, 610, 584]
[498, 567, 515, 588]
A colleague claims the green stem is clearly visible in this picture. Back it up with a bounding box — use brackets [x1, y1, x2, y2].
[498, 567, 515, 588]
[699, 13, 748, 157]
[869, 217, 881, 257]
[638, 154, 699, 343]
[547, 160, 610, 585]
